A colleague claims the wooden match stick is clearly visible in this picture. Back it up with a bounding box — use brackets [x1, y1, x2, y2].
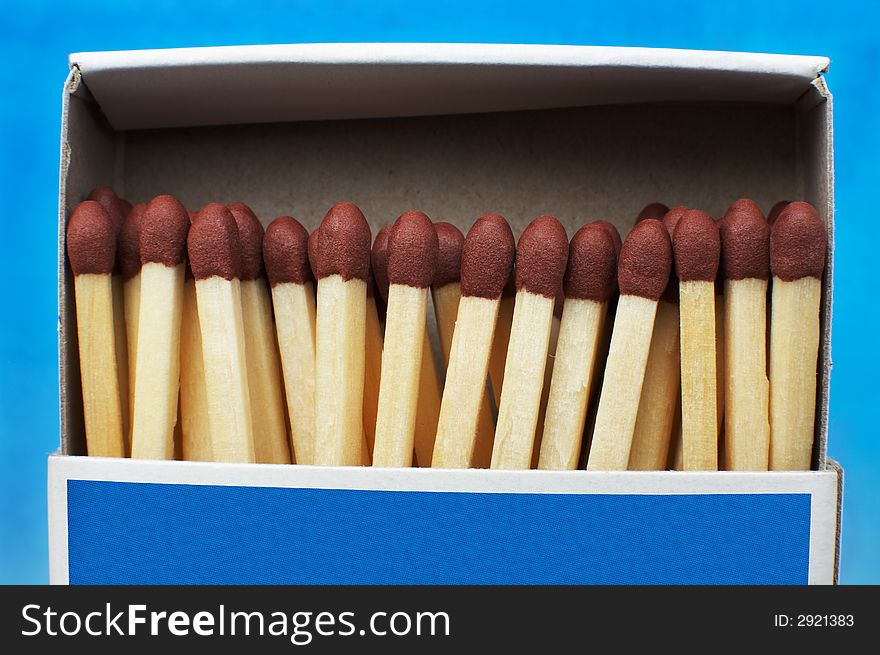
[372, 211, 439, 467]
[487, 272, 515, 410]
[371, 225, 443, 467]
[432, 214, 515, 468]
[767, 201, 791, 225]
[769, 201, 826, 470]
[117, 202, 145, 447]
[538, 222, 617, 470]
[719, 199, 771, 470]
[187, 203, 255, 462]
[313, 203, 372, 466]
[491, 216, 568, 470]
[636, 202, 669, 221]
[587, 219, 672, 470]
[66, 201, 126, 457]
[130, 195, 189, 459]
[179, 256, 213, 462]
[628, 206, 684, 470]
[227, 202, 291, 464]
[431, 222, 497, 466]
[87, 187, 130, 446]
[263, 215, 317, 465]
[672, 209, 721, 471]
[365, 226, 394, 459]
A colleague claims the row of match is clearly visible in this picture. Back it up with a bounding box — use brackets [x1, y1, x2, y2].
[66, 188, 826, 471]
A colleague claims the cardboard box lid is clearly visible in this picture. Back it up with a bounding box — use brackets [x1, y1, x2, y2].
[69, 43, 830, 130]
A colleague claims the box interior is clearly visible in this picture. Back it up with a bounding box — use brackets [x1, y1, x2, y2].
[58, 48, 833, 470]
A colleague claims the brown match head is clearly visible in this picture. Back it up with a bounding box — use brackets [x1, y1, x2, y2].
[770, 201, 826, 281]
[263, 216, 313, 287]
[767, 200, 791, 225]
[672, 209, 720, 282]
[720, 199, 770, 281]
[314, 202, 371, 281]
[118, 203, 146, 279]
[66, 200, 117, 275]
[662, 205, 689, 237]
[140, 194, 190, 267]
[187, 203, 242, 280]
[433, 222, 465, 288]
[460, 213, 516, 299]
[618, 219, 672, 300]
[387, 211, 439, 288]
[636, 202, 670, 222]
[371, 226, 391, 304]
[227, 202, 266, 281]
[564, 222, 618, 302]
[592, 220, 622, 257]
[87, 186, 125, 233]
[515, 215, 569, 298]
[118, 198, 133, 216]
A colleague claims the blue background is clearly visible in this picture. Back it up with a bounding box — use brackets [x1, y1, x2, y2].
[1, 0, 877, 584]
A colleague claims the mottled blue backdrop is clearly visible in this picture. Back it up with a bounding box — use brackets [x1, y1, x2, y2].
[1, 0, 876, 583]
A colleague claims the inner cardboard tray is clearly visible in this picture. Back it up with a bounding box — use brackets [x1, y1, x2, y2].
[59, 59, 832, 469]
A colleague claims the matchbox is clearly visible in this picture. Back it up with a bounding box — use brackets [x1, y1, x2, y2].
[50, 44, 841, 584]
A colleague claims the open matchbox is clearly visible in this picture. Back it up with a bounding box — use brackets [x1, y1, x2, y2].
[50, 44, 841, 585]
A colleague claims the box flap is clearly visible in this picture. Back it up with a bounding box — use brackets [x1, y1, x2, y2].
[70, 43, 830, 130]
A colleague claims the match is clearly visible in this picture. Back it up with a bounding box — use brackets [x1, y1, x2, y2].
[487, 272, 515, 411]
[491, 216, 568, 470]
[88, 186, 130, 444]
[264, 215, 317, 465]
[179, 249, 213, 462]
[628, 206, 684, 470]
[432, 214, 515, 468]
[313, 202, 372, 466]
[673, 209, 721, 471]
[228, 202, 291, 464]
[372, 211, 439, 468]
[66, 200, 126, 457]
[636, 202, 669, 221]
[117, 202, 145, 446]
[769, 201, 826, 470]
[720, 199, 771, 470]
[587, 219, 672, 470]
[187, 203, 254, 463]
[431, 221, 496, 467]
[130, 195, 189, 460]
[538, 221, 617, 470]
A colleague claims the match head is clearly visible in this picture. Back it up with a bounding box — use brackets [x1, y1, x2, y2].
[433, 222, 465, 288]
[66, 200, 117, 275]
[87, 186, 125, 233]
[307, 228, 320, 278]
[592, 220, 622, 257]
[618, 219, 672, 300]
[662, 205, 689, 237]
[770, 201, 827, 281]
[767, 200, 791, 225]
[140, 194, 190, 267]
[720, 199, 770, 281]
[460, 213, 515, 299]
[118, 198, 133, 216]
[118, 203, 146, 279]
[187, 203, 242, 280]
[227, 202, 266, 281]
[371, 225, 392, 304]
[314, 202, 372, 282]
[515, 215, 569, 298]
[564, 222, 618, 302]
[387, 211, 439, 288]
[672, 209, 720, 282]
[636, 202, 670, 222]
[263, 216, 313, 287]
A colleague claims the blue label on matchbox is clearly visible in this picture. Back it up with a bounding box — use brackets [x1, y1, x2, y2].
[67, 480, 811, 585]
